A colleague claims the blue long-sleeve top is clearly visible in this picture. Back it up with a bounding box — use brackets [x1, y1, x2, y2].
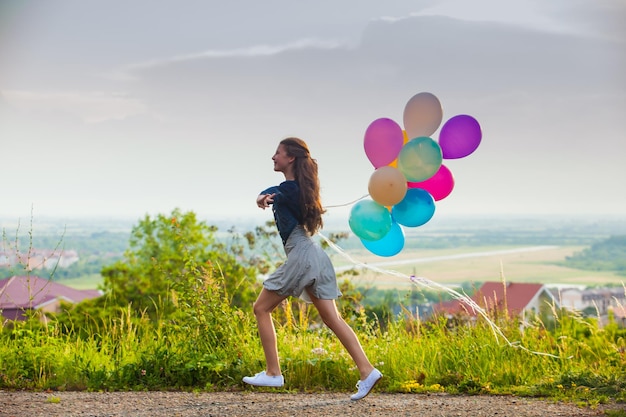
[260, 180, 303, 244]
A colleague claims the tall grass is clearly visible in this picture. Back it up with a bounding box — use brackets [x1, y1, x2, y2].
[1, 246, 624, 408]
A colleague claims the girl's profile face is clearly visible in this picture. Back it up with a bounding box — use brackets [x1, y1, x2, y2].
[272, 144, 294, 173]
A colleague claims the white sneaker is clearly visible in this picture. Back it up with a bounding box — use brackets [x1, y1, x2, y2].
[242, 371, 284, 387]
[350, 368, 382, 401]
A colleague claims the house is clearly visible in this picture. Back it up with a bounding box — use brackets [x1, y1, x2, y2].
[0, 249, 79, 270]
[556, 286, 626, 327]
[433, 281, 560, 320]
[0, 275, 101, 321]
[558, 287, 587, 311]
[557, 286, 625, 316]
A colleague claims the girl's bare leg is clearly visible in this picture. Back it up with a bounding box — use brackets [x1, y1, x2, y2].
[252, 288, 288, 376]
[307, 291, 375, 380]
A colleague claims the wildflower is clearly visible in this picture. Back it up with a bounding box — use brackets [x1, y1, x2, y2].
[400, 380, 423, 393]
[141, 369, 147, 376]
[311, 347, 327, 356]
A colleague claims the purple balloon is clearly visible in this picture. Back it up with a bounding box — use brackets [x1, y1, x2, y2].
[438, 115, 482, 159]
[363, 118, 404, 168]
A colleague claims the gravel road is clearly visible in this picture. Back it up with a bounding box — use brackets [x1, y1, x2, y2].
[2, 391, 624, 417]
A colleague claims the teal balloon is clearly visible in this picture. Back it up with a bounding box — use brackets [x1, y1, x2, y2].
[349, 199, 392, 241]
[361, 221, 404, 257]
[397, 136, 443, 182]
[392, 188, 436, 227]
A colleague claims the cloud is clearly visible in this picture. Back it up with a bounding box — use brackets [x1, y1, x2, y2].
[411, 0, 564, 31]
[126, 13, 622, 110]
[1, 90, 147, 123]
[535, 0, 626, 41]
[105, 38, 351, 81]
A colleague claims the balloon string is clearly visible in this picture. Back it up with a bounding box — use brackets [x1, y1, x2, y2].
[317, 232, 563, 359]
[323, 194, 369, 209]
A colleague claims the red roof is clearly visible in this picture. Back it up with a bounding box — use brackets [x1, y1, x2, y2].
[433, 281, 550, 317]
[0, 275, 101, 312]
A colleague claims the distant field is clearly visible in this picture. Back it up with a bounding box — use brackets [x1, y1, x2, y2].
[331, 245, 624, 289]
[60, 274, 103, 290]
[60, 245, 624, 291]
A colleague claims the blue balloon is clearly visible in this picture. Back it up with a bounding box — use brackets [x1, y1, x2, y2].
[392, 188, 435, 227]
[361, 221, 405, 257]
[349, 199, 392, 241]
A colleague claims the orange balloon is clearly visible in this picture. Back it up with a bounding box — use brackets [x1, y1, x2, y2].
[368, 166, 407, 206]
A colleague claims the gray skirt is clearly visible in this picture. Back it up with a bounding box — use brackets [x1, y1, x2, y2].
[263, 225, 342, 302]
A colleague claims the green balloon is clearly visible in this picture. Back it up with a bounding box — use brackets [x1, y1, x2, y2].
[349, 199, 392, 241]
[398, 137, 443, 182]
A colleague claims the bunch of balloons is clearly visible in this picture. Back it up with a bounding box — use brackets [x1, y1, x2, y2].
[349, 92, 482, 257]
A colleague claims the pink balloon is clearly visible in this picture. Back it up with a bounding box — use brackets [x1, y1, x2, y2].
[438, 114, 482, 159]
[363, 118, 404, 168]
[407, 164, 455, 201]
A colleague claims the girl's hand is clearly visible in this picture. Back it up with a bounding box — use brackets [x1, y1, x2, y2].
[256, 193, 275, 209]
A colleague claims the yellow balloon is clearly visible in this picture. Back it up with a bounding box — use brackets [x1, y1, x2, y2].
[368, 166, 407, 206]
[403, 92, 443, 139]
[388, 131, 409, 168]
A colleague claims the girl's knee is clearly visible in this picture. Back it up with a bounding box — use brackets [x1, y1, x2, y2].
[321, 312, 345, 329]
[252, 301, 266, 316]
[253, 299, 278, 316]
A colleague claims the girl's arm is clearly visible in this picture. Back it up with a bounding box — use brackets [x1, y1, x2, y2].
[257, 193, 276, 209]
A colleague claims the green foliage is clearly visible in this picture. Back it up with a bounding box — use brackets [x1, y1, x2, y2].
[3, 282, 625, 406]
[96, 208, 262, 318]
[1, 247, 258, 391]
[562, 235, 626, 276]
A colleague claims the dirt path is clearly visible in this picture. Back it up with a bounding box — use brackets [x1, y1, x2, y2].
[1, 391, 624, 417]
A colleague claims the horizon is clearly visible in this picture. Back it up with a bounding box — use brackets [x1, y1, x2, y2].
[2, 210, 626, 236]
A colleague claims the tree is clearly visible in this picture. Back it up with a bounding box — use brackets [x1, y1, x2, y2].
[563, 235, 626, 275]
[100, 208, 262, 317]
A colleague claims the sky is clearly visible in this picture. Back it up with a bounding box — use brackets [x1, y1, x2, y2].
[1, 0, 625, 228]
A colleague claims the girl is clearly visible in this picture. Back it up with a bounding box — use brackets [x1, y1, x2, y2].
[242, 137, 382, 401]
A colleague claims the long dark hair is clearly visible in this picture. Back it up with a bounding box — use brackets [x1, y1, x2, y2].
[280, 137, 325, 234]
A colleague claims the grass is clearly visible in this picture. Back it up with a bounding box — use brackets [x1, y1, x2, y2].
[1, 291, 624, 410]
